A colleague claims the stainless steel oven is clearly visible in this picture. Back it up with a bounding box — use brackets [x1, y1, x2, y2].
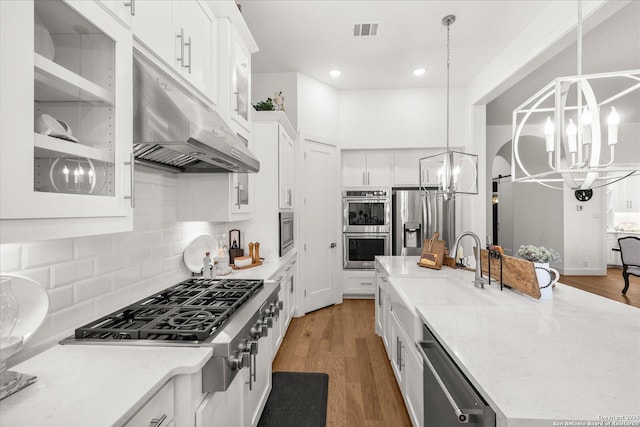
[343, 232, 390, 269]
[279, 211, 294, 257]
[343, 189, 390, 233]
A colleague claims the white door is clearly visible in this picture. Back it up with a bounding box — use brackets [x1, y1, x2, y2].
[301, 136, 340, 313]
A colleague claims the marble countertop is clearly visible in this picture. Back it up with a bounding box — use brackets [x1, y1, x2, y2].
[378, 256, 640, 426]
[223, 248, 297, 281]
[0, 345, 212, 427]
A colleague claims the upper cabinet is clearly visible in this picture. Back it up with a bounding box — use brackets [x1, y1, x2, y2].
[278, 125, 295, 209]
[0, 0, 133, 243]
[129, 0, 216, 104]
[393, 149, 441, 187]
[611, 175, 640, 212]
[342, 151, 391, 188]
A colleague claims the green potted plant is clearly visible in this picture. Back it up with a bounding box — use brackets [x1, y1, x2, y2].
[252, 97, 275, 111]
[516, 245, 560, 300]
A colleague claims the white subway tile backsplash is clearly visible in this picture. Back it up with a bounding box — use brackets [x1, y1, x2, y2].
[125, 248, 152, 267]
[95, 287, 131, 317]
[17, 267, 51, 290]
[140, 231, 162, 247]
[75, 276, 111, 303]
[52, 258, 94, 288]
[74, 235, 113, 259]
[172, 240, 188, 256]
[151, 244, 172, 261]
[95, 252, 128, 275]
[1, 244, 22, 272]
[141, 260, 164, 278]
[48, 285, 75, 312]
[163, 255, 184, 273]
[111, 265, 141, 290]
[151, 271, 176, 291]
[162, 229, 181, 244]
[23, 240, 73, 269]
[113, 232, 141, 251]
[50, 300, 95, 334]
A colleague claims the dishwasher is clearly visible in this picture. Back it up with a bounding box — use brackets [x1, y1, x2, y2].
[417, 325, 496, 426]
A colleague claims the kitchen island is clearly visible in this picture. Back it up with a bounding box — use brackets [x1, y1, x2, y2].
[376, 256, 640, 427]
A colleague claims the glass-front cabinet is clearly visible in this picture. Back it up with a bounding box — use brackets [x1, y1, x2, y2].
[0, 0, 133, 243]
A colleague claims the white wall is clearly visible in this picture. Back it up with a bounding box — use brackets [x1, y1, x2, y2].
[563, 186, 605, 275]
[0, 166, 246, 365]
[297, 73, 340, 141]
[252, 72, 298, 129]
[339, 87, 467, 150]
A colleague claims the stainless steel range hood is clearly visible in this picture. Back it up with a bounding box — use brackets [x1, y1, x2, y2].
[132, 52, 259, 173]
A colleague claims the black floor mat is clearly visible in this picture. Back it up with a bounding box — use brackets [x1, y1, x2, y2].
[258, 372, 329, 427]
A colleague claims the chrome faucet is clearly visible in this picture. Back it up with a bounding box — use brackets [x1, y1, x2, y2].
[450, 231, 489, 289]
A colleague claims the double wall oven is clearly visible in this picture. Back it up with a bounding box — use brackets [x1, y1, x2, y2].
[343, 189, 391, 269]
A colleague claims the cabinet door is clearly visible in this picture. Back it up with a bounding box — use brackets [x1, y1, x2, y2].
[382, 280, 391, 358]
[1, 0, 133, 242]
[272, 288, 285, 357]
[98, 0, 133, 27]
[393, 150, 422, 186]
[342, 151, 367, 187]
[243, 335, 272, 427]
[366, 152, 392, 187]
[375, 273, 384, 336]
[177, 0, 215, 100]
[131, 0, 174, 65]
[389, 309, 404, 385]
[231, 28, 251, 130]
[405, 344, 424, 427]
[195, 373, 243, 427]
[231, 173, 252, 214]
[343, 271, 376, 296]
[287, 263, 297, 322]
[278, 127, 295, 209]
[124, 379, 175, 427]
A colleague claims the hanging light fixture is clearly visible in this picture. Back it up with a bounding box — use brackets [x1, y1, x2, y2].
[420, 15, 478, 200]
[511, 0, 640, 190]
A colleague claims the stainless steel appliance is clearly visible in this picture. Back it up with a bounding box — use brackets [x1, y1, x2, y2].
[132, 51, 260, 173]
[279, 211, 294, 257]
[391, 188, 455, 256]
[60, 278, 282, 393]
[417, 325, 496, 426]
[343, 189, 390, 233]
[343, 232, 390, 269]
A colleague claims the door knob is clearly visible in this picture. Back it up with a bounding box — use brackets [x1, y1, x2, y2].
[329, 243, 337, 248]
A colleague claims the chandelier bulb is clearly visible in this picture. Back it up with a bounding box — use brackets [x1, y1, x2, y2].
[544, 117, 555, 152]
[581, 107, 592, 145]
[62, 165, 69, 184]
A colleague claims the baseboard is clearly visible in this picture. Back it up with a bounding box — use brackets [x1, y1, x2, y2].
[561, 267, 607, 276]
[342, 294, 374, 299]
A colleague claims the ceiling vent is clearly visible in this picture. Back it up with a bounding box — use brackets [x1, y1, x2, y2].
[353, 22, 379, 37]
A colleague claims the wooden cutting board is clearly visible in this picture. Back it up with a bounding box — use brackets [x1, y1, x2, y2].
[478, 248, 541, 299]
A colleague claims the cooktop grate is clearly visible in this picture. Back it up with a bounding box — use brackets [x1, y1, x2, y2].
[73, 278, 263, 342]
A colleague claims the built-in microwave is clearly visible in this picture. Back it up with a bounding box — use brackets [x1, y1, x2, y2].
[279, 211, 294, 257]
[343, 232, 390, 269]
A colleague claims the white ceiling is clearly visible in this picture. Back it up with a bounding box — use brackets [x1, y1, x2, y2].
[240, 0, 553, 90]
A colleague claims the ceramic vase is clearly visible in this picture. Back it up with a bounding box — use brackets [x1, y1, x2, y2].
[533, 262, 559, 300]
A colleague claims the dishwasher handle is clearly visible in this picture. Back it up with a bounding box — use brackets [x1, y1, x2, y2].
[416, 340, 479, 424]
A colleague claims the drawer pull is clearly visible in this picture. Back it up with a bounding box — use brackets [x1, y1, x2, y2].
[149, 414, 167, 427]
[361, 282, 373, 286]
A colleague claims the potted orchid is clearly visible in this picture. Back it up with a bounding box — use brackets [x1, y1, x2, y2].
[516, 245, 560, 300]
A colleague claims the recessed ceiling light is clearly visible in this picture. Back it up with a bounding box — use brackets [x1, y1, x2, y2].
[329, 69, 342, 77]
[413, 68, 427, 76]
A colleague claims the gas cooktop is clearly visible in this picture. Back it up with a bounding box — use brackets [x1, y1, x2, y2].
[70, 278, 264, 342]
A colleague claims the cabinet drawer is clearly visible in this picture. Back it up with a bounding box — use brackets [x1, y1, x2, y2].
[343, 271, 376, 296]
[124, 379, 174, 427]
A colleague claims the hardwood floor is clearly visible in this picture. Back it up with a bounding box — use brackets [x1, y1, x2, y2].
[560, 267, 640, 308]
[273, 299, 412, 427]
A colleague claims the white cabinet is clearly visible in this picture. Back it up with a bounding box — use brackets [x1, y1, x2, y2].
[177, 128, 253, 222]
[375, 270, 390, 357]
[195, 372, 243, 427]
[229, 26, 251, 132]
[243, 334, 272, 427]
[342, 151, 391, 188]
[98, 0, 134, 27]
[124, 379, 175, 427]
[343, 270, 376, 297]
[612, 175, 640, 212]
[131, 0, 216, 103]
[177, 171, 253, 222]
[393, 149, 441, 187]
[1, 0, 133, 243]
[279, 127, 295, 209]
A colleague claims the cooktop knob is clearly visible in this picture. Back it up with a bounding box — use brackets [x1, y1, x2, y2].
[229, 352, 250, 370]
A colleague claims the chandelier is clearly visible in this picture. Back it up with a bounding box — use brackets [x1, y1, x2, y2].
[420, 15, 478, 200]
[511, 0, 640, 190]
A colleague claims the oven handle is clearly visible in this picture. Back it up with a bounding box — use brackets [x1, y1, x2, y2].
[416, 340, 473, 424]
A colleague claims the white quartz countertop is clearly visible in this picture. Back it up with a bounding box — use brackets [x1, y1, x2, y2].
[378, 256, 640, 426]
[224, 248, 296, 281]
[0, 345, 212, 427]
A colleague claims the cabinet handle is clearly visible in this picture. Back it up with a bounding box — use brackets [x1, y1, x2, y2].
[149, 414, 167, 427]
[361, 282, 373, 286]
[362, 172, 366, 185]
[378, 287, 383, 306]
[235, 184, 241, 209]
[185, 36, 192, 73]
[177, 28, 185, 66]
[367, 171, 370, 185]
[290, 277, 294, 294]
[123, 0, 135, 15]
[288, 188, 292, 205]
[396, 336, 401, 370]
[124, 153, 135, 208]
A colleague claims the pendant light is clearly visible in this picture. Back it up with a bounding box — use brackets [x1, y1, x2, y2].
[511, 0, 640, 190]
[420, 15, 478, 200]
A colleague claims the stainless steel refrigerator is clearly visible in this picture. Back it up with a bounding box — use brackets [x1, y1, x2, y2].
[391, 188, 455, 256]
